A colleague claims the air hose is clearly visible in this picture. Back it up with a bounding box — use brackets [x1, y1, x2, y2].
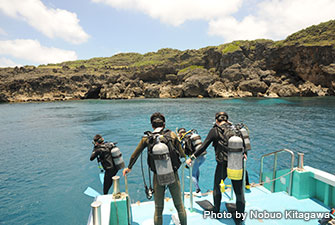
[141, 152, 154, 200]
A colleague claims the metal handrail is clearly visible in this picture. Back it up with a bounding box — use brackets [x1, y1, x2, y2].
[259, 149, 295, 195]
[181, 161, 193, 211]
[181, 162, 185, 204]
[189, 164, 193, 211]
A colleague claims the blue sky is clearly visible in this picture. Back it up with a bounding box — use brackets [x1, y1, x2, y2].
[0, 0, 334, 67]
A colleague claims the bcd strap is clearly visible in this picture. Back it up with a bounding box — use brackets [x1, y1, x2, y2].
[228, 148, 244, 153]
[191, 135, 201, 141]
[151, 153, 170, 160]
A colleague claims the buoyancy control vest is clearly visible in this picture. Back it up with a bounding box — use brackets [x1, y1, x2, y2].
[146, 129, 181, 185]
[96, 142, 125, 171]
[182, 130, 205, 156]
[94, 143, 115, 170]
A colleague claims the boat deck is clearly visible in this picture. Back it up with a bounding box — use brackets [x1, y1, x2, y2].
[130, 186, 329, 225]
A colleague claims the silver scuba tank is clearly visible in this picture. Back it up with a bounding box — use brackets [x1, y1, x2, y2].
[111, 146, 125, 170]
[190, 131, 202, 152]
[227, 135, 244, 180]
[152, 136, 175, 186]
[240, 127, 251, 151]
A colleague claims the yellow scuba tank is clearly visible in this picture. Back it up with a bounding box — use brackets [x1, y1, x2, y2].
[227, 135, 244, 180]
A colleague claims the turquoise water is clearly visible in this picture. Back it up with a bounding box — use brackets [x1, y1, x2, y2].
[0, 97, 334, 225]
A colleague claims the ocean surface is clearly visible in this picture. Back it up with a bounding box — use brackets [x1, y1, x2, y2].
[0, 97, 334, 225]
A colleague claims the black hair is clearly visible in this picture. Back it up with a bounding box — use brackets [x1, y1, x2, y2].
[93, 134, 103, 143]
[215, 112, 228, 122]
[150, 112, 165, 128]
[178, 128, 186, 134]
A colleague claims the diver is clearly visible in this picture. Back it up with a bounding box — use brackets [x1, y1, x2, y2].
[178, 128, 206, 195]
[123, 112, 187, 225]
[90, 134, 124, 194]
[186, 112, 247, 224]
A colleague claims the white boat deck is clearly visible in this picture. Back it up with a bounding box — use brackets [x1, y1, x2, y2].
[88, 185, 331, 225]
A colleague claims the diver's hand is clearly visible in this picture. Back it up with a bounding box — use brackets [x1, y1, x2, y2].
[186, 158, 192, 166]
[123, 168, 131, 176]
[244, 154, 247, 160]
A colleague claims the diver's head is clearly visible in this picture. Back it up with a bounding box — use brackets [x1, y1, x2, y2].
[93, 134, 104, 145]
[177, 128, 186, 138]
[215, 112, 228, 123]
[150, 112, 165, 129]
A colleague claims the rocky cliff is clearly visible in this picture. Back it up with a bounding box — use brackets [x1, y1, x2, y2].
[1, 20, 335, 103]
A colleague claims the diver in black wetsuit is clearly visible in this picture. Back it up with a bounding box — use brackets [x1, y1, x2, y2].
[186, 112, 247, 224]
[90, 134, 119, 194]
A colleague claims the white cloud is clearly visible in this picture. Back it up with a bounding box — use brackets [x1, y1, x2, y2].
[0, 39, 77, 64]
[209, 16, 269, 42]
[0, 0, 89, 44]
[92, 0, 335, 42]
[258, 0, 335, 39]
[209, 0, 335, 42]
[0, 57, 21, 67]
[91, 0, 243, 26]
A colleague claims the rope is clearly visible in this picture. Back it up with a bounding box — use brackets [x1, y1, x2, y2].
[254, 168, 297, 186]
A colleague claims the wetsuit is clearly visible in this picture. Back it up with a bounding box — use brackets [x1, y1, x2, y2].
[193, 123, 246, 214]
[90, 142, 118, 194]
[127, 128, 187, 225]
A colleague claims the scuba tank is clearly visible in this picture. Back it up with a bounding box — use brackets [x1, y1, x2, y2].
[227, 135, 244, 180]
[190, 130, 202, 152]
[110, 144, 125, 170]
[240, 127, 251, 151]
[152, 135, 175, 186]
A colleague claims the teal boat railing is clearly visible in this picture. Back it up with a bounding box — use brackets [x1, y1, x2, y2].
[259, 149, 295, 195]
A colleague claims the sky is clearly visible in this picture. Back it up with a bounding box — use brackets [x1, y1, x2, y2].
[0, 0, 334, 67]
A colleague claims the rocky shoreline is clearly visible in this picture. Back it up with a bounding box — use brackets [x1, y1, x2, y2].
[1, 22, 335, 103]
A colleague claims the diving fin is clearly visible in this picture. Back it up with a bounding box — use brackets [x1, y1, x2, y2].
[84, 187, 101, 198]
[196, 200, 215, 211]
[99, 172, 104, 185]
[225, 203, 245, 225]
[225, 202, 237, 213]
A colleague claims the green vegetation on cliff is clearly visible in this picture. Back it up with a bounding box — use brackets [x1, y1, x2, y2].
[217, 39, 274, 54]
[178, 65, 204, 74]
[37, 20, 335, 71]
[132, 48, 181, 67]
[283, 20, 335, 46]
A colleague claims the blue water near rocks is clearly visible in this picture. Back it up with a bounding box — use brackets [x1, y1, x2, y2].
[0, 97, 334, 225]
